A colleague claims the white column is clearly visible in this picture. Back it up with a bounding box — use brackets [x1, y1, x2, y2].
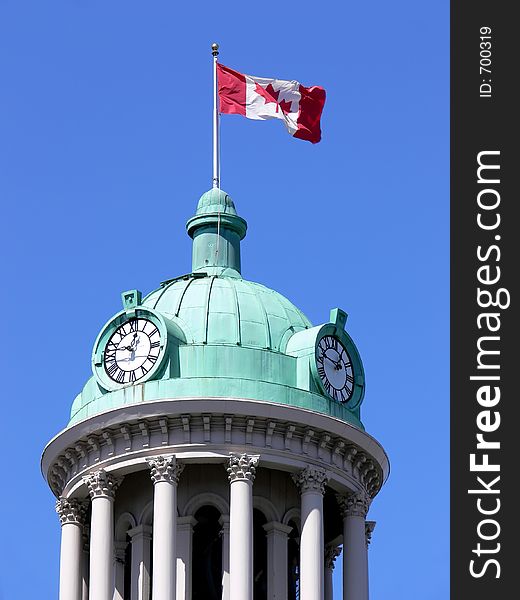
[219, 514, 230, 600]
[84, 470, 122, 600]
[128, 525, 152, 600]
[148, 455, 184, 600]
[176, 516, 196, 600]
[56, 497, 87, 600]
[263, 521, 293, 600]
[113, 542, 127, 600]
[227, 453, 259, 600]
[324, 546, 341, 600]
[292, 466, 328, 600]
[337, 492, 370, 600]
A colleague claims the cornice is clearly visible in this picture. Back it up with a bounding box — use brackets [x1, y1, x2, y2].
[44, 404, 384, 502]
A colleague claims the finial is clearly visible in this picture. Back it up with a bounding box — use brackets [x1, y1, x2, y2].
[211, 42, 219, 56]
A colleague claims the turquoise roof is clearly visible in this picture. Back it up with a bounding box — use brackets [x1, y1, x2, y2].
[194, 188, 238, 215]
[142, 276, 311, 351]
[68, 189, 365, 430]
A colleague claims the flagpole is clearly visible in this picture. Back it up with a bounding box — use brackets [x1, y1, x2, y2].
[212, 42, 220, 188]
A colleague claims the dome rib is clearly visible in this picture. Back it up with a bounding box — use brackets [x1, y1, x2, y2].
[203, 275, 217, 344]
[174, 278, 195, 316]
[227, 276, 242, 345]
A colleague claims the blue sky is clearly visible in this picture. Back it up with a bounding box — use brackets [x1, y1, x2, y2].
[0, 2, 448, 598]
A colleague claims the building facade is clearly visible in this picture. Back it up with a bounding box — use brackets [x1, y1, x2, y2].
[42, 187, 389, 600]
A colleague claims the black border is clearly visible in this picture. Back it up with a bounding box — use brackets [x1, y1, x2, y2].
[451, 2, 517, 596]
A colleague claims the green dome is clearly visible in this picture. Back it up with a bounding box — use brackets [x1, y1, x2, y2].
[68, 188, 364, 430]
[195, 188, 238, 216]
[142, 274, 311, 351]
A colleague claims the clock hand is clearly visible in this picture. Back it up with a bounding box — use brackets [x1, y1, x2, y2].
[323, 354, 342, 370]
[131, 333, 139, 350]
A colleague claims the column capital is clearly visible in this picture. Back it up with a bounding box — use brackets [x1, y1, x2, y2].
[128, 524, 153, 540]
[83, 469, 122, 500]
[365, 520, 376, 547]
[147, 455, 184, 485]
[336, 491, 369, 518]
[324, 545, 341, 570]
[291, 465, 328, 495]
[56, 497, 88, 527]
[227, 453, 259, 483]
[263, 521, 293, 536]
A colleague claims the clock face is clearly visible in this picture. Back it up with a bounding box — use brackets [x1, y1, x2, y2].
[316, 335, 355, 403]
[104, 318, 162, 384]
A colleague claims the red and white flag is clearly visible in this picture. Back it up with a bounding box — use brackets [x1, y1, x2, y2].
[217, 63, 326, 144]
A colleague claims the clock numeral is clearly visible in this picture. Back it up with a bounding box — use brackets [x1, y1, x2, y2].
[317, 364, 326, 378]
[107, 361, 118, 375]
[129, 371, 137, 383]
[148, 354, 158, 365]
[116, 370, 126, 383]
[339, 388, 349, 403]
[129, 319, 138, 332]
[345, 374, 354, 385]
[150, 341, 160, 349]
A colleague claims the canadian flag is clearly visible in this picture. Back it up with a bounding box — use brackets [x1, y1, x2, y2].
[217, 63, 326, 144]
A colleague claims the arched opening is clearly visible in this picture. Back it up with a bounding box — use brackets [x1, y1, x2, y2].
[287, 519, 300, 600]
[253, 508, 267, 600]
[192, 505, 222, 600]
[114, 512, 136, 600]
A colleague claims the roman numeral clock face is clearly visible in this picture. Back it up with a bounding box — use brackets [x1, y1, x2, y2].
[104, 318, 162, 384]
[316, 335, 355, 403]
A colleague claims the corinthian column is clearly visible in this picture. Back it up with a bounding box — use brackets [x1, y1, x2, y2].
[337, 492, 370, 600]
[292, 466, 328, 600]
[148, 455, 184, 600]
[56, 497, 87, 600]
[84, 470, 122, 600]
[227, 453, 259, 600]
[324, 545, 341, 600]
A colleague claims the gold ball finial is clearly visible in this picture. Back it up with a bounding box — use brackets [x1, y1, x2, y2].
[211, 43, 219, 56]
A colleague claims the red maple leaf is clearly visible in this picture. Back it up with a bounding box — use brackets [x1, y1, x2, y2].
[279, 99, 293, 115]
[255, 82, 281, 111]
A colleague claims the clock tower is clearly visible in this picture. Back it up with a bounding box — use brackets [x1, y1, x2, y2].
[42, 187, 389, 600]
